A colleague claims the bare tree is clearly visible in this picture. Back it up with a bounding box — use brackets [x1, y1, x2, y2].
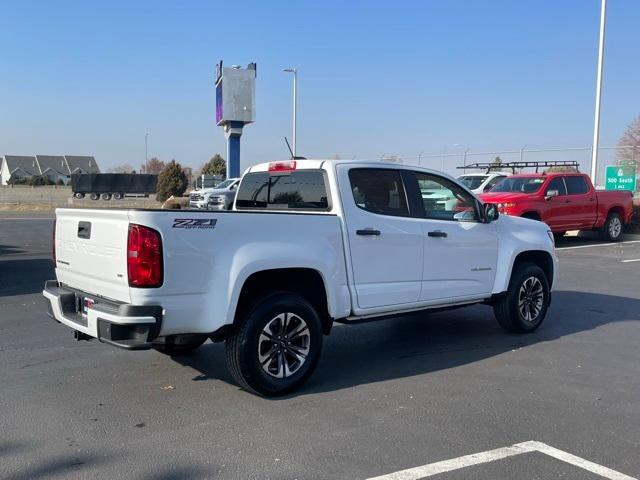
[141, 157, 166, 174]
[616, 116, 640, 168]
[108, 163, 134, 173]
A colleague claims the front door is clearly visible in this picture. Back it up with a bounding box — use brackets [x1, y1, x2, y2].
[542, 176, 571, 230]
[338, 166, 423, 310]
[410, 171, 499, 301]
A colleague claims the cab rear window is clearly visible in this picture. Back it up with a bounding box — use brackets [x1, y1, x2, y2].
[235, 170, 330, 210]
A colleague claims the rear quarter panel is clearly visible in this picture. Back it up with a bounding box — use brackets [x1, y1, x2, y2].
[594, 190, 634, 226]
[127, 210, 351, 336]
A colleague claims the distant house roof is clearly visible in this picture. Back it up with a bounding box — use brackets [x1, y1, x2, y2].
[36, 155, 68, 176]
[3, 155, 39, 176]
[1, 154, 100, 179]
[65, 155, 100, 174]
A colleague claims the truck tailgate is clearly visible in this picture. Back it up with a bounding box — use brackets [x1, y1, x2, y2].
[54, 208, 131, 303]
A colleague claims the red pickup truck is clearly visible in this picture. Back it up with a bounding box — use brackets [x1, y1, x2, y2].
[479, 172, 634, 241]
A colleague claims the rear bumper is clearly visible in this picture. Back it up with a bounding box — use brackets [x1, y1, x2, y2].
[42, 280, 163, 350]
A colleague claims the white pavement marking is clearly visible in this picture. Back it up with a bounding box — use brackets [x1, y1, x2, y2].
[556, 240, 640, 251]
[367, 441, 638, 480]
[0, 217, 53, 221]
[621, 258, 640, 263]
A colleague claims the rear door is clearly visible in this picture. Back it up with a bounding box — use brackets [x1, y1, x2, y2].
[410, 171, 498, 301]
[55, 209, 131, 303]
[337, 166, 423, 310]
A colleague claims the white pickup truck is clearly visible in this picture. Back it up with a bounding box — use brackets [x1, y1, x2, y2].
[44, 159, 557, 396]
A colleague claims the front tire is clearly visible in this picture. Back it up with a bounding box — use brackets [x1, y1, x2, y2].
[225, 292, 323, 396]
[494, 262, 550, 333]
[602, 212, 623, 242]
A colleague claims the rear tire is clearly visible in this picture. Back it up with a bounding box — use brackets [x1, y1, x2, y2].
[225, 292, 323, 396]
[152, 334, 208, 356]
[89, 193, 99, 201]
[101, 193, 112, 201]
[602, 212, 623, 242]
[113, 192, 124, 200]
[494, 262, 550, 333]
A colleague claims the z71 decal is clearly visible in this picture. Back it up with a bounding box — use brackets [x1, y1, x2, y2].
[172, 218, 217, 229]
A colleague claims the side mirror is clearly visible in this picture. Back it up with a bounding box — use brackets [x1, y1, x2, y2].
[483, 203, 499, 223]
[545, 189, 559, 200]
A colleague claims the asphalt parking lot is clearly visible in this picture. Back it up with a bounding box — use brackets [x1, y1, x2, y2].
[1, 213, 639, 480]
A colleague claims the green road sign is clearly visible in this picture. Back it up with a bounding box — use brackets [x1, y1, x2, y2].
[605, 165, 636, 191]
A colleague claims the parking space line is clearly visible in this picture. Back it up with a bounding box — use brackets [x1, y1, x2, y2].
[367, 441, 637, 480]
[556, 240, 640, 251]
[621, 258, 640, 263]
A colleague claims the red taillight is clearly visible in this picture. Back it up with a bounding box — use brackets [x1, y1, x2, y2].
[52, 219, 56, 265]
[268, 160, 296, 173]
[127, 224, 163, 288]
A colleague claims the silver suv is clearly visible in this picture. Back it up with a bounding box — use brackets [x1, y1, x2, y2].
[189, 178, 240, 210]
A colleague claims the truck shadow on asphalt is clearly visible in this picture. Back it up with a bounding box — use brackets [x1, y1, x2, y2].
[0, 258, 53, 297]
[176, 290, 640, 397]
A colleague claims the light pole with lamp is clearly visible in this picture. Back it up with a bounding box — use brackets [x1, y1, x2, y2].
[282, 68, 298, 157]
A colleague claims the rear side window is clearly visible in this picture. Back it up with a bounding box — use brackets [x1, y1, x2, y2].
[235, 170, 330, 210]
[348, 168, 409, 217]
[564, 176, 589, 195]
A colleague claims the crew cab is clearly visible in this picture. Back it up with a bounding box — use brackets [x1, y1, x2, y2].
[44, 160, 557, 396]
[479, 172, 634, 241]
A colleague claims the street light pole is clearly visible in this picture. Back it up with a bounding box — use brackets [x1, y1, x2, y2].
[590, 0, 607, 184]
[283, 68, 297, 157]
[145, 133, 150, 173]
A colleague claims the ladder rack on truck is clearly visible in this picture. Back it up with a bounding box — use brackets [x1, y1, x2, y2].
[458, 161, 580, 174]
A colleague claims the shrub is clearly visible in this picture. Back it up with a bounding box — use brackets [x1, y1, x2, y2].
[156, 160, 188, 202]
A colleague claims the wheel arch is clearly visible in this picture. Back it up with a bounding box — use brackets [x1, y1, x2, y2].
[230, 268, 334, 336]
[521, 211, 541, 221]
[511, 250, 554, 289]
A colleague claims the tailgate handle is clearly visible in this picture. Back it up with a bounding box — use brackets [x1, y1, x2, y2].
[77, 221, 91, 239]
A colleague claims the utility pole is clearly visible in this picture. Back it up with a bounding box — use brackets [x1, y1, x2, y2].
[145, 133, 150, 173]
[590, 0, 607, 184]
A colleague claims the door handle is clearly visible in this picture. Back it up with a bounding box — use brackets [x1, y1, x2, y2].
[427, 230, 447, 238]
[565, 199, 571, 203]
[356, 228, 381, 236]
[589, 198, 595, 202]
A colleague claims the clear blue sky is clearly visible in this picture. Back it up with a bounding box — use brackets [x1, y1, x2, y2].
[1, 0, 638, 173]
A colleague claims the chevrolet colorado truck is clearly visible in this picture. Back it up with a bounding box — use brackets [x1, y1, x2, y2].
[479, 172, 634, 241]
[44, 160, 557, 396]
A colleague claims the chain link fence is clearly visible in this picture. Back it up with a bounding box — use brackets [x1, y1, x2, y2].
[340, 146, 639, 191]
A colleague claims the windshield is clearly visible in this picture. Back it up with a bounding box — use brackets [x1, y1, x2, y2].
[214, 179, 236, 189]
[458, 175, 487, 190]
[489, 177, 545, 193]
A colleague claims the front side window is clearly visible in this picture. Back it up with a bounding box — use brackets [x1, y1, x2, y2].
[235, 170, 329, 210]
[415, 172, 478, 221]
[545, 177, 567, 196]
[564, 176, 589, 195]
[348, 169, 409, 217]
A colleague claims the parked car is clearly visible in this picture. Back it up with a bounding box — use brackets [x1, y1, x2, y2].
[188, 178, 240, 210]
[457, 172, 510, 194]
[44, 159, 557, 396]
[479, 172, 634, 241]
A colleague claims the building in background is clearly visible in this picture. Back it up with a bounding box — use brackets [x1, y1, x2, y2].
[0, 155, 100, 185]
